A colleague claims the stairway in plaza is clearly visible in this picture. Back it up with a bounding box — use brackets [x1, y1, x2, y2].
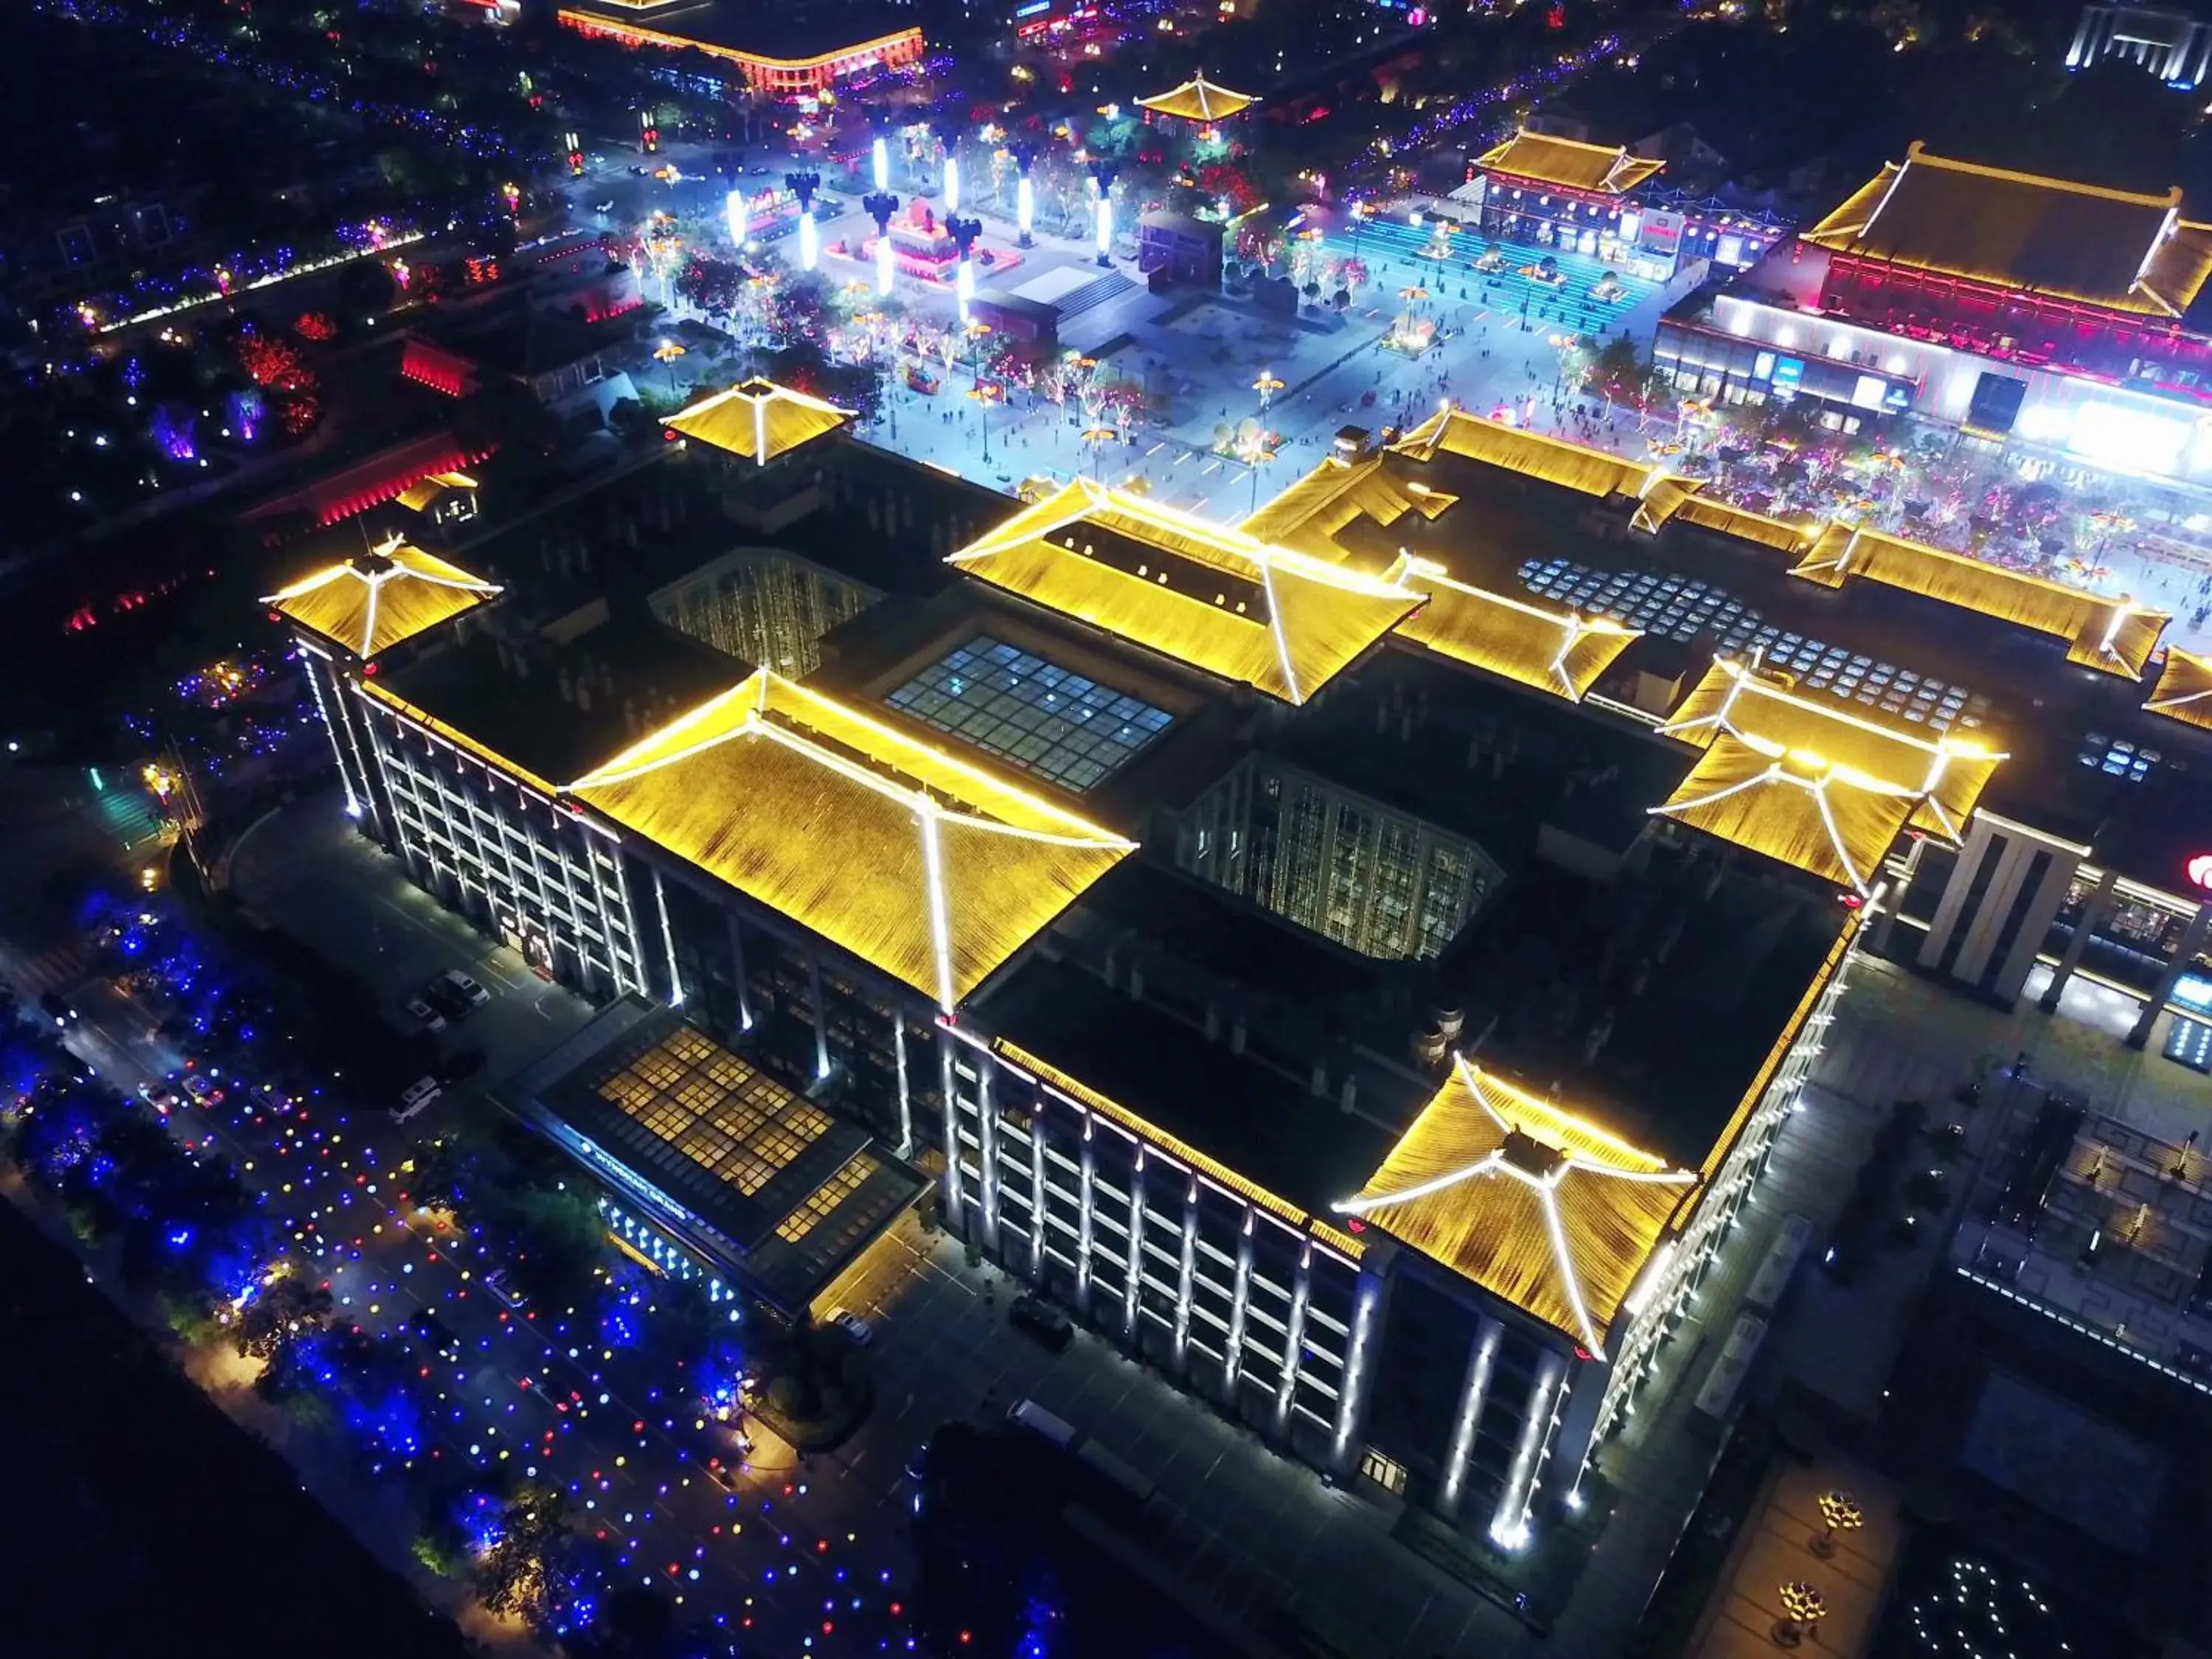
[1050, 269, 1139, 324]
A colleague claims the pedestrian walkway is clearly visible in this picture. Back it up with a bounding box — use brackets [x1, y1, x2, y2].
[1691, 1458, 1901, 1658]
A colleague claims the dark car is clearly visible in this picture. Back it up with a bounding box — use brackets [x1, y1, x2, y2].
[1008, 1293, 1074, 1352]
[439, 1047, 488, 1085]
[408, 1307, 463, 1363]
[38, 990, 76, 1026]
[422, 981, 472, 1020]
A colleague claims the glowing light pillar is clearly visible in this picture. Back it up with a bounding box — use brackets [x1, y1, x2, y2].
[1012, 143, 1038, 248]
[1123, 1146, 1148, 1338]
[1076, 1116, 1098, 1315]
[1439, 1320, 1503, 1519]
[944, 152, 961, 214]
[871, 133, 889, 192]
[1172, 1175, 1199, 1371]
[863, 190, 900, 297]
[1223, 1208, 1254, 1392]
[938, 1035, 964, 1231]
[1028, 1109, 1048, 1280]
[1489, 1350, 1568, 1550]
[785, 169, 821, 273]
[1330, 1256, 1386, 1475]
[1275, 1242, 1312, 1431]
[947, 214, 982, 324]
[1089, 159, 1119, 268]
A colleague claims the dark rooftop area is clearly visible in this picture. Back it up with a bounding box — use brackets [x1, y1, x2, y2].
[378, 599, 738, 785]
[1439, 838, 1849, 1169]
[978, 954, 1411, 1217]
[415, 293, 630, 379]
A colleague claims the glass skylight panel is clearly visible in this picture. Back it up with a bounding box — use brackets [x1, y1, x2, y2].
[886, 635, 1174, 793]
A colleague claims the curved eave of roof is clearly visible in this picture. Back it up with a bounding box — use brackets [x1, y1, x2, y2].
[1337, 1059, 1697, 1353]
[667, 378, 854, 465]
[1135, 74, 1257, 122]
[566, 670, 1135, 1008]
[1473, 130, 1664, 196]
[1652, 734, 1919, 895]
[2145, 645, 2212, 730]
[262, 542, 501, 660]
[1660, 655, 2006, 844]
[1391, 557, 1640, 702]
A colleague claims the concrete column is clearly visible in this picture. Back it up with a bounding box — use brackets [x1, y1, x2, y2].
[1224, 1211, 1255, 1397]
[1992, 849, 2079, 1006]
[1172, 1175, 1199, 1374]
[2129, 902, 2212, 1048]
[1329, 1244, 1394, 1478]
[1917, 817, 1999, 973]
[1950, 835, 2036, 987]
[1489, 1348, 1569, 1548]
[2039, 869, 2117, 1013]
[1075, 1116, 1097, 1315]
[936, 1033, 964, 1231]
[1123, 1148, 1149, 1340]
[1275, 1242, 1312, 1433]
[1027, 1103, 1048, 1280]
[1868, 834, 1923, 956]
[724, 911, 753, 1032]
[806, 956, 830, 1080]
[1439, 1318, 1503, 1520]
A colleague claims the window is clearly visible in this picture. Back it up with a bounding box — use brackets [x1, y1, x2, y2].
[886, 635, 1173, 792]
[1358, 1448, 1408, 1495]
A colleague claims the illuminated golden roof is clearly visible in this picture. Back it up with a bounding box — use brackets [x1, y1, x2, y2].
[667, 377, 853, 465]
[1806, 143, 2212, 319]
[1672, 493, 1822, 555]
[2145, 646, 2212, 731]
[568, 669, 1135, 1009]
[1338, 1058, 1697, 1353]
[1237, 453, 1455, 564]
[1473, 129, 1665, 196]
[393, 470, 480, 512]
[1391, 407, 1654, 499]
[948, 478, 1425, 704]
[1388, 555, 1640, 701]
[1135, 73, 1256, 122]
[1651, 733, 1922, 894]
[1792, 522, 2168, 679]
[262, 538, 501, 659]
[1661, 653, 2005, 844]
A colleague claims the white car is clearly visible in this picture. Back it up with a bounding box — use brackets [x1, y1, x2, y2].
[392, 1076, 442, 1123]
[439, 970, 491, 1007]
[136, 1080, 181, 1116]
[480, 1267, 529, 1310]
[403, 995, 447, 1032]
[825, 1307, 872, 1346]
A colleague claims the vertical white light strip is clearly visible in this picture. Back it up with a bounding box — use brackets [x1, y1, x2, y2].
[604, 835, 647, 1000]
[1172, 1174, 1198, 1366]
[1331, 1270, 1382, 1462]
[1224, 1209, 1254, 1393]
[1124, 1147, 1147, 1338]
[978, 1062, 1001, 1245]
[297, 647, 359, 815]
[1276, 1242, 1312, 1430]
[1440, 1320, 1502, 1517]
[1076, 1115, 1097, 1311]
[917, 802, 958, 1013]
[651, 869, 684, 1006]
[1489, 1350, 1568, 1550]
[1029, 1103, 1048, 1279]
[726, 911, 753, 1031]
[937, 1040, 964, 1229]
[893, 1015, 913, 1157]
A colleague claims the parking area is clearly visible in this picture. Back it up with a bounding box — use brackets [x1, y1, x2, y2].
[225, 793, 598, 1113]
[815, 1211, 1534, 1659]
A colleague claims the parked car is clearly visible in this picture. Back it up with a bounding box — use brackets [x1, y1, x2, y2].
[408, 1307, 462, 1363]
[181, 1073, 223, 1106]
[438, 969, 491, 1008]
[480, 1267, 529, 1310]
[392, 1076, 442, 1123]
[439, 1047, 488, 1085]
[825, 1306, 872, 1346]
[404, 995, 448, 1032]
[1008, 1293, 1074, 1352]
[136, 1080, 181, 1115]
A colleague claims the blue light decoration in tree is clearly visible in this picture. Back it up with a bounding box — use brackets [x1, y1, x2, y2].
[229, 388, 264, 445]
[152, 406, 198, 463]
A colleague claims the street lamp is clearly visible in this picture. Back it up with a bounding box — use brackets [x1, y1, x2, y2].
[968, 382, 996, 465]
[1012, 143, 1039, 248]
[1772, 1582, 1826, 1648]
[1089, 159, 1119, 268]
[863, 190, 900, 297]
[1350, 199, 1368, 262]
[1253, 366, 1284, 412]
[653, 339, 687, 395]
[947, 215, 984, 324]
[1811, 1490, 1863, 1559]
[785, 170, 821, 272]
